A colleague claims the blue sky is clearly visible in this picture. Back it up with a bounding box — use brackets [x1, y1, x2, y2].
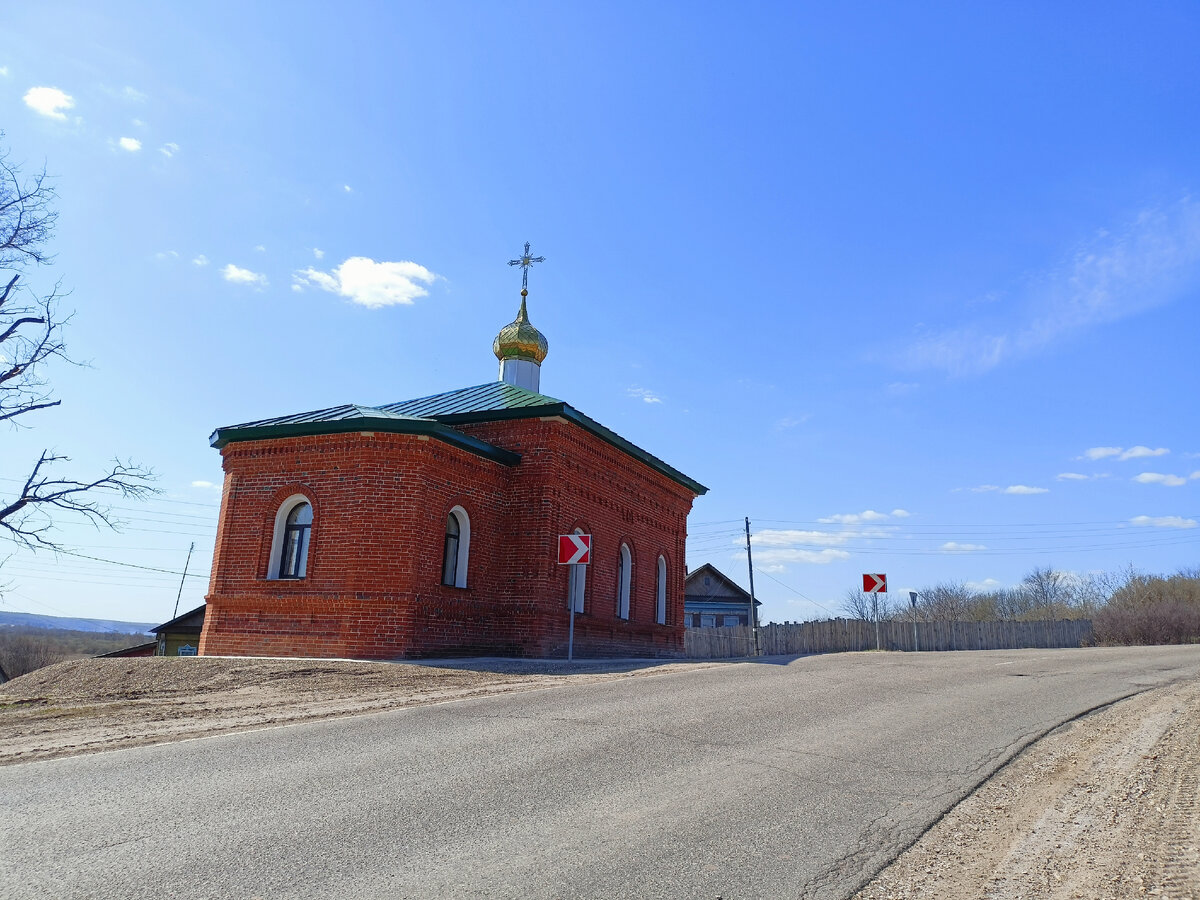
[1, 1, 1197, 627]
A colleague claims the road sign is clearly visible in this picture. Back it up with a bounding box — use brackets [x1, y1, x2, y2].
[863, 573, 887, 593]
[558, 534, 592, 565]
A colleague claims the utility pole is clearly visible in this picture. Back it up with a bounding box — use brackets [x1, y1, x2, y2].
[172, 542, 195, 620]
[744, 517, 761, 656]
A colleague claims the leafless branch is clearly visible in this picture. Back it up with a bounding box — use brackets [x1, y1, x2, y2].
[0, 137, 57, 269]
[0, 451, 158, 549]
[0, 134, 159, 557]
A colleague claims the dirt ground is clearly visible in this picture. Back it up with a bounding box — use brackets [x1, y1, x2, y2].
[854, 679, 1200, 900]
[0, 655, 711, 766]
[3, 657, 1198, 898]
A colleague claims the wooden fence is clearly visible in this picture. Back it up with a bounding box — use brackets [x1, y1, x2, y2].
[684, 618, 1095, 658]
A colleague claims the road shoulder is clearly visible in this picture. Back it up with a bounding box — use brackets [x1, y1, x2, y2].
[853, 678, 1200, 899]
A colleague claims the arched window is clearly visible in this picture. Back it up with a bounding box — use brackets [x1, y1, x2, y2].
[272, 496, 309, 580]
[656, 555, 667, 624]
[567, 527, 586, 613]
[616, 543, 632, 620]
[441, 506, 471, 588]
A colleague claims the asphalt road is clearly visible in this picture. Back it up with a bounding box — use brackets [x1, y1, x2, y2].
[4, 646, 1200, 900]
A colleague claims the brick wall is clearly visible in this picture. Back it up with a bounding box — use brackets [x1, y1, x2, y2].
[200, 415, 698, 660]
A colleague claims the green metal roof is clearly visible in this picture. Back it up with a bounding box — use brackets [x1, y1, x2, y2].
[384, 383, 707, 495]
[212, 382, 706, 495]
[209, 403, 521, 466]
[379, 381, 562, 417]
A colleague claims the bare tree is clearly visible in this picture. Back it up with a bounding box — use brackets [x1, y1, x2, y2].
[917, 581, 974, 623]
[0, 136, 155, 551]
[0, 630, 66, 678]
[841, 586, 898, 622]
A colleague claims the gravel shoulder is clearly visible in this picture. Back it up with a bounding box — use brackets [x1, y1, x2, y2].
[0, 655, 717, 766]
[853, 677, 1200, 900]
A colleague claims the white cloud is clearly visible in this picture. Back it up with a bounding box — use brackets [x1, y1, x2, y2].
[971, 485, 1000, 493]
[752, 529, 857, 548]
[747, 548, 850, 566]
[254, 244, 266, 253]
[1057, 472, 1089, 480]
[292, 256, 437, 308]
[818, 509, 891, 525]
[1004, 485, 1049, 495]
[191, 480, 220, 490]
[122, 86, 147, 102]
[940, 542, 987, 552]
[313, 248, 324, 259]
[117, 136, 141, 152]
[155, 250, 179, 260]
[774, 415, 810, 430]
[1120, 445, 1169, 460]
[0, 67, 10, 77]
[159, 142, 179, 158]
[627, 387, 663, 404]
[1134, 472, 1187, 487]
[901, 199, 1200, 375]
[1130, 515, 1196, 529]
[222, 263, 268, 288]
[24, 86, 74, 120]
[192, 254, 209, 267]
[1082, 446, 1123, 460]
[891, 508, 911, 518]
[343, 184, 353, 193]
[966, 578, 1003, 592]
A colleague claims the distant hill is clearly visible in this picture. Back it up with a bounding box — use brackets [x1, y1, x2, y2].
[0, 611, 157, 635]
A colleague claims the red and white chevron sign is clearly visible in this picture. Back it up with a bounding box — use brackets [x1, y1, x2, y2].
[558, 534, 592, 565]
[862, 573, 887, 593]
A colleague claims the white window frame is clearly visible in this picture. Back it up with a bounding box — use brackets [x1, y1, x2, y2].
[655, 555, 667, 625]
[442, 505, 471, 589]
[723, 615, 741, 627]
[616, 543, 632, 620]
[700, 614, 716, 628]
[267, 494, 313, 579]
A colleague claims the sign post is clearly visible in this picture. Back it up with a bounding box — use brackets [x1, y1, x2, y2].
[862, 574, 887, 651]
[909, 591, 919, 652]
[558, 534, 592, 661]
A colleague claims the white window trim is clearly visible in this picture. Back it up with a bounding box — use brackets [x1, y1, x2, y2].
[655, 555, 667, 625]
[267, 493, 312, 579]
[617, 543, 632, 620]
[446, 505, 471, 589]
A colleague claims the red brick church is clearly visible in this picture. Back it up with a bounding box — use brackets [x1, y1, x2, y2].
[198, 249, 706, 659]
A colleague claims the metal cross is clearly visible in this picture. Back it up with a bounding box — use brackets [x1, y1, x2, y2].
[507, 241, 546, 292]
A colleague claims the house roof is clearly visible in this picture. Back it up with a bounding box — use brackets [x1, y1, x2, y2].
[211, 382, 707, 495]
[152, 604, 207, 634]
[684, 563, 761, 606]
[209, 402, 521, 467]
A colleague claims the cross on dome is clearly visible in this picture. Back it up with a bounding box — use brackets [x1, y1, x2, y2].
[507, 241, 545, 293]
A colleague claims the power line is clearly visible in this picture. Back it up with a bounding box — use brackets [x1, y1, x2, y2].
[50, 548, 209, 578]
[752, 566, 840, 619]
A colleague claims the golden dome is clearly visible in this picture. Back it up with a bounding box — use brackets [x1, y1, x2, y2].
[492, 290, 549, 364]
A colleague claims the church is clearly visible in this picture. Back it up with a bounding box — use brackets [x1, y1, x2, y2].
[198, 247, 707, 659]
